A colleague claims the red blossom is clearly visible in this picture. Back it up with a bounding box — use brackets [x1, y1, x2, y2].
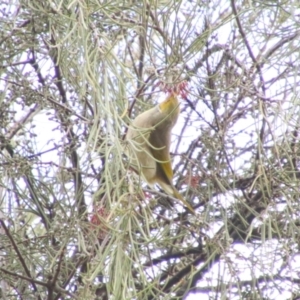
[184, 174, 201, 188]
[90, 206, 110, 240]
[160, 81, 189, 98]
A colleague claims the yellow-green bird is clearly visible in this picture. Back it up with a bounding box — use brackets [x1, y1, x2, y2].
[126, 92, 195, 214]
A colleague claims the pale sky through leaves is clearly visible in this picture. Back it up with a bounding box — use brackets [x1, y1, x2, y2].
[1, 0, 300, 299]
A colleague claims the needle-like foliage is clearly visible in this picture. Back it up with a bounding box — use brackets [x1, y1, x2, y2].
[1, 0, 300, 299]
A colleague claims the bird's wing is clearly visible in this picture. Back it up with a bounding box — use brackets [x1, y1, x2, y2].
[149, 130, 173, 186]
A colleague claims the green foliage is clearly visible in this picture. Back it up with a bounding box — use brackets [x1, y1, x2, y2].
[0, 0, 300, 299]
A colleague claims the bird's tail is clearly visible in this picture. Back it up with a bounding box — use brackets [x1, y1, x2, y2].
[172, 188, 195, 214]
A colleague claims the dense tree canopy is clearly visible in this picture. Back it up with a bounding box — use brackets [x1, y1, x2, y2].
[1, 0, 300, 299]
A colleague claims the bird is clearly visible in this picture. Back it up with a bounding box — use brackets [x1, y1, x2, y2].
[126, 91, 195, 214]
